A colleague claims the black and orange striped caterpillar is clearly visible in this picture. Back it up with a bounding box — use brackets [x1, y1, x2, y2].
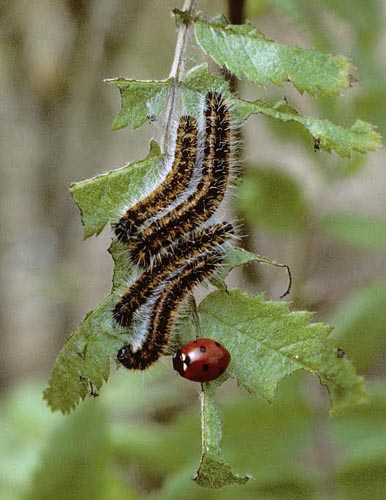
[113, 91, 235, 370]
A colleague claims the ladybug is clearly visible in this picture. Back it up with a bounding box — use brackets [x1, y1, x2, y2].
[172, 339, 231, 382]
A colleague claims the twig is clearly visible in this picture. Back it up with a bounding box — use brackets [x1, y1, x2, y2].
[160, 0, 198, 149]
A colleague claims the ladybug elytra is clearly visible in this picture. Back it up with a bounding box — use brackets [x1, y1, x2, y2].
[173, 338, 231, 382]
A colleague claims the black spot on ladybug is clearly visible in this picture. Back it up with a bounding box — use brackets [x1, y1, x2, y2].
[219, 367, 225, 374]
[202, 364, 209, 372]
[200, 345, 206, 353]
[215, 341, 221, 347]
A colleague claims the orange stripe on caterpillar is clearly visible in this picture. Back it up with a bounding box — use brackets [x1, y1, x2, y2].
[114, 115, 198, 243]
[130, 92, 232, 268]
[117, 251, 223, 370]
[113, 222, 234, 327]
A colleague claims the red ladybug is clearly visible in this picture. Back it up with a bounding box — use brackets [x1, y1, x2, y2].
[173, 339, 231, 382]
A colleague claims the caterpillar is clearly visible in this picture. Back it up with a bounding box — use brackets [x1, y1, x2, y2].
[115, 90, 235, 371]
[117, 250, 224, 370]
[129, 91, 232, 268]
[114, 115, 198, 243]
[113, 222, 234, 327]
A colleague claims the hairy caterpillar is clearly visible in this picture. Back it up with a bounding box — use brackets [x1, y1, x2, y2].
[117, 250, 224, 370]
[114, 115, 198, 243]
[113, 222, 234, 327]
[130, 92, 232, 268]
[115, 90, 235, 370]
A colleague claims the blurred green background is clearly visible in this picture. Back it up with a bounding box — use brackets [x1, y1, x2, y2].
[1, 0, 386, 498]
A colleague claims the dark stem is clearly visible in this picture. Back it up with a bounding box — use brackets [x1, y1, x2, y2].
[228, 0, 245, 25]
[227, 0, 245, 93]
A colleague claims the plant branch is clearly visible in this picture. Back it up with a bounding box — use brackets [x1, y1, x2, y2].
[160, 0, 198, 150]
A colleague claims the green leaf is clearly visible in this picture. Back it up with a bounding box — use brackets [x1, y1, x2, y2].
[223, 248, 266, 272]
[183, 64, 228, 94]
[70, 141, 163, 238]
[235, 98, 382, 157]
[182, 64, 230, 114]
[45, 226, 175, 414]
[44, 242, 136, 413]
[43, 293, 131, 413]
[214, 248, 291, 297]
[237, 165, 309, 232]
[319, 212, 386, 250]
[332, 279, 386, 373]
[181, 64, 382, 157]
[199, 289, 367, 415]
[194, 13, 354, 96]
[105, 78, 172, 130]
[194, 384, 250, 488]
